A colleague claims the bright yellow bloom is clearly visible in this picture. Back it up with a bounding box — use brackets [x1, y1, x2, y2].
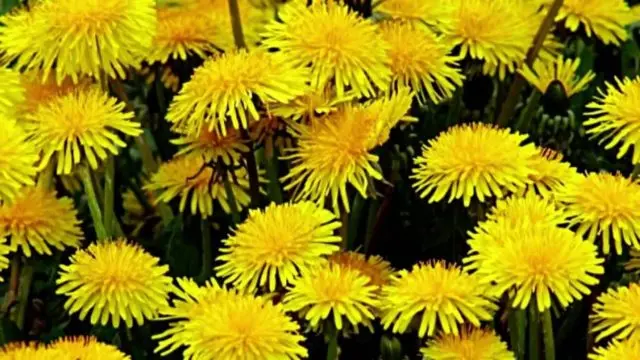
[172, 126, 249, 165]
[555, 173, 640, 255]
[0, 237, 9, 282]
[146, 155, 252, 218]
[465, 223, 604, 312]
[24, 88, 142, 175]
[538, 0, 635, 45]
[47, 336, 130, 360]
[420, 327, 515, 360]
[283, 89, 412, 212]
[441, 0, 538, 79]
[328, 251, 394, 288]
[525, 148, 580, 198]
[0, 119, 39, 202]
[375, 0, 449, 25]
[591, 283, 640, 342]
[167, 50, 309, 135]
[520, 56, 596, 97]
[154, 278, 308, 360]
[412, 123, 538, 207]
[584, 77, 640, 164]
[380, 22, 464, 104]
[261, 1, 391, 98]
[0, 342, 48, 359]
[380, 261, 496, 338]
[283, 263, 379, 330]
[0, 0, 156, 83]
[589, 338, 640, 360]
[56, 239, 172, 328]
[216, 201, 340, 291]
[18, 71, 92, 116]
[0, 67, 24, 119]
[267, 86, 356, 122]
[0, 187, 83, 258]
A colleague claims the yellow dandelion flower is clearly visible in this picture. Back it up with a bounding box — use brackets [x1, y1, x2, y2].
[591, 283, 640, 342]
[47, 336, 130, 360]
[56, 239, 172, 328]
[0, 187, 83, 258]
[555, 172, 640, 255]
[146, 155, 252, 217]
[18, 71, 93, 116]
[538, 0, 635, 45]
[283, 263, 379, 330]
[380, 261, 496, 338]
[375, 0, 449, 25]
[441, 0, 538, 79]
[154, 278, 308, 360]
[525, 148, 579, 198]
[520, 56, 596, 97]
[411, 123, 538, 207]
[261, 1, 391, 98]
[380, 22, 464, 104]
[0, 342, 48, 359]
[283, 89, 412, 212]
[122, 187, 159, 237]
[589, 338, 640, 360]
[167, 50, 309, 135]
[268, 86, 356, 122]
[328, 251, 394, 288]
[0, 67, 24, 119]
[0, 119, 39, 202]
[420, 327, 515, 360]
[216, 201, 341, 291]
[0, 0, 156, 83]
[171, 126, 249, 165]
[465, 223, 604, 312]
[23, 88, 142, 175]
[584, 77, 640, 164]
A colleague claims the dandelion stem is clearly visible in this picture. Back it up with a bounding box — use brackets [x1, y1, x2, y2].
[136, 135, 159, 174]
[340, 206, 349, 249]
[265, 148, 284, 204]
[197, 219, 213, 283]
[631, 164, 640, 179]
[2, 255, 20, 313]
[223, 172, 242, 224]
[541, 309, 555, 360]
[80, 166, 109, 240]
[103, 156, 117, 237]
[227, 0, 247, 49]
[515, 91, 542, 132]
[37, 159, 55, 190]
[363, 198, 381, 254]
[528, 300, 540, 360]
[508, 308, 527, 360]
[14, 262, 33, 330]
[326, 322, 339, 360]
[347, 194, 365, 250]
[496, 0, 564, 127]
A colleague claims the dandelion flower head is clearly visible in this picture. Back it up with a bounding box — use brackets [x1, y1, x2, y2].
[380, 261, 496, 338]
[18, 71, 92, 116]
[555, 172, 640, 255]
[589, 338, 640, 360]
[56, 239, 172, 328]
[0, 342, 48, 359]
[520, 56, 596, 98]
[0, 67, 24, 119]
[47, 336, 130, 360]
[0, 118, 39, 202]
[171, 126, 249, 165]
[375, 0, 450, 25]
[411, 123, 538, 207]
[267, 85, 356, 122]
[328, 251, 394, 288]
[525, 147, 580, 198]
[591, 283, 640, 342]
[420, 327, 515, 360]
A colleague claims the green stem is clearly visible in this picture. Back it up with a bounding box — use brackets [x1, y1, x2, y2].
[631, 164, 640, 180]
[347, 195, 365, 251]
[529, 300, 541, 360]
[340, 206, 349, 249]
[79, 167, 109, 240]
[227, 0, 247, 49]
[541, 309, 555, 360]
[326, 322, 339, 360]
[265, 149, 284, 204]
[445, 89, 463, 127]
[14, 262, 33, 330]
[3, 255, 20, 313]
[496, 0, 565, 127]
[363, 198, 381, 254]
[241, 130, 261, 209]
[37, 159, 55, 190]
[197, 219, 213, 282]
[136, 135, 159, 175]
[515, 91, 542, 132]
[223, 172, 242, 224]
[103, 157, 116, 237]
[155, 67, 167, 115]
[509, 308, 527, 360]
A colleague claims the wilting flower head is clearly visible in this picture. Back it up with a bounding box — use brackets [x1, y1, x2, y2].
[167, 50, 308, 136]
[440, 0, 538, 79]
[380, 261, 496, 338]
[171, 126, 249, 165]
[584, 77, 640, 164]
[555, 172, 640, 255]
[261, 1, 391, 98]
[283, 263, 379, 331]
[146, 155, 252, 218]
[56, 239, 172, 328]
[283, 89, 412, 212]
[47, 336, 130, 360]
[375, 0, 450, 25]
[154, 278, 308, 360]
[589, 338, 640, 360]
[0, 187, 83, 258]
[0, 67, 24, 119]
[465, 223, 604, 312]
[0, 0, 156, 83]
[0, 119, 39, 202]
[412, 123, 538, 207]
[24, 87, 142, 175]
[420, 327, 515, 360]
[591, 283, 640, 342]
[525, 148, 579, 198]
[538, 0, 634, 45]
[216, 201, 341, 291]
[379, 22, 464, 104]
[328, 251, 393, 288]
[520, 56, 596, 98]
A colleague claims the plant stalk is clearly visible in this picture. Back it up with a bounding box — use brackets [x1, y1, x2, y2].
[541, 309, 555, 360]
[529, 300, 540, 360]
[14, 262, 33, 330]
[227, 0, 247, 49]
[508, 308, 527, 360]
[223, 172, 242, 224]
[347, 194, 365, 250]
[2, 255, 20, 313]
[515, 91, 542, 132]
[631, 164, 640, 180]
[103, 157, 117, 237]
[197, 219, 213, 282]
[265, 148, 284, 204]
[79, 167, 109, 240]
